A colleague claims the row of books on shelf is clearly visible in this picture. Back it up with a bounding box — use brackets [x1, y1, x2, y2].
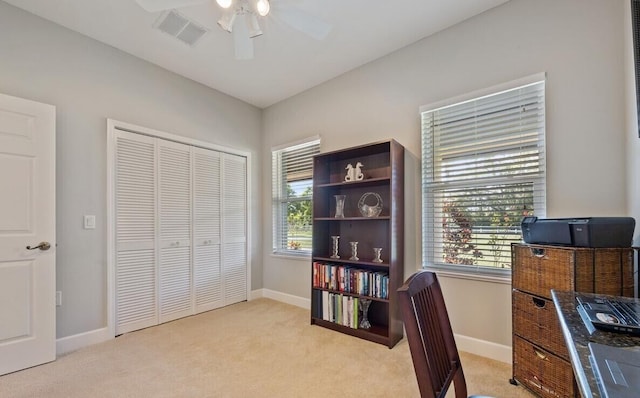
[312, 261, 389, 299]
[312, 290, 362, 329]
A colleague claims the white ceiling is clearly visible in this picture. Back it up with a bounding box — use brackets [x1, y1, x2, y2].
[4, 0, 510, 108]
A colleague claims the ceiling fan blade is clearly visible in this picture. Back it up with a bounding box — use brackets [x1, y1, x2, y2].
[233, 18, 254, 60]
[134, 0, 209, 13]
[272, 5, 332, 40]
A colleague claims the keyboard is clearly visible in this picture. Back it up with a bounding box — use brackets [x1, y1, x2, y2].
[608, 300, 640, 325]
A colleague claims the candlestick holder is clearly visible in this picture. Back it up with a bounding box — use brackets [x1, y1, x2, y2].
[349, 241, 359, 261]
[372, 248, 383, 263]
[330, 236, 340, 259]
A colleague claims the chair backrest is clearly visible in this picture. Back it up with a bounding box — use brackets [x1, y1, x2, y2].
[397, 270, 468, 398]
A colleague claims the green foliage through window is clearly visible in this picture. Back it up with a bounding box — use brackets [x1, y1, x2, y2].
[421, 76, 546, 273]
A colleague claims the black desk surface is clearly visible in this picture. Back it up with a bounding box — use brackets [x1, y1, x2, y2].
[551, 290, 640, 398]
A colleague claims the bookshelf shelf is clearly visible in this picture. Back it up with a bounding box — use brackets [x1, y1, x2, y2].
[315, 176, 390, 189]
[312, 287, 390, 304]
[313, 216, 391, 221]
[310, 140, 404, 348]
[312, 257, 390, 267]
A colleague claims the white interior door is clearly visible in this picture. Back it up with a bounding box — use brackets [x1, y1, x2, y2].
[114, 131, 157, 335]
[158, 140, 192, 323]
[193, 148, 223, 312]
[222, 153, 247, 305]
[0, 93, 56, 375]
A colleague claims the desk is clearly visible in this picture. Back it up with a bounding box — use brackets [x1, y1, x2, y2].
[551, 290, 640, 398]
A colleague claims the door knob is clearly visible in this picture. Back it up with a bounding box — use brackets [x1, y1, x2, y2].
[26, 241, 51, 251]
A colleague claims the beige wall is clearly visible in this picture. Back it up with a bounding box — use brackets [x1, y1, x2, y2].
[2, 0, 637, 360]
[626, 0, 640, 244]
[0, 2, 263, 339]
[262, 0, 630, 358]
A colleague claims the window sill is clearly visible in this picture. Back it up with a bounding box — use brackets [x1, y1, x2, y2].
[271, 252, 310, 261]
[424, 264, 511, 285]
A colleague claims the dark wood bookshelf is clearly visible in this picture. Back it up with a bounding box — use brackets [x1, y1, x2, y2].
[310, 140, 404, 348]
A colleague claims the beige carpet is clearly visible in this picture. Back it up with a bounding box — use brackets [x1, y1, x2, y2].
[0, 299, 534, 398]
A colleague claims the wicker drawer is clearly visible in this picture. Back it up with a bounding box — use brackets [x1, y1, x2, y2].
[512, 290, 568, 359]
[512, 244, 634, 299]
[513, 336, 577, 398]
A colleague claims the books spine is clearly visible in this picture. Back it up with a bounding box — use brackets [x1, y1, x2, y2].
[312, 261, 389, 299]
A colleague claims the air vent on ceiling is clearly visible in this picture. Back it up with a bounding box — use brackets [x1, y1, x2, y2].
[154, 10, 208, 47]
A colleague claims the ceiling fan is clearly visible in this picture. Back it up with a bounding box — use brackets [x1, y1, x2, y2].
[135, 0, 332, 60]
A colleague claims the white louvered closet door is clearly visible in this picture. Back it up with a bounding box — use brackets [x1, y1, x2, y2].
[112, 125, 249, 335]
[221, 153, 247, 305]
[158, 140, 193, 323]
[193, 148, 223, 313]
[115, 131, 157, 335]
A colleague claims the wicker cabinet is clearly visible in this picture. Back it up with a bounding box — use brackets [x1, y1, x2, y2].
[510, 243, 634, 398]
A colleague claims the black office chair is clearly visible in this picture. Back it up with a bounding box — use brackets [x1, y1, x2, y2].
[397, 270, 493, 398]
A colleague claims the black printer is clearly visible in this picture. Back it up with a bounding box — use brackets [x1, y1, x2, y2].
[520, 217, 635, 248]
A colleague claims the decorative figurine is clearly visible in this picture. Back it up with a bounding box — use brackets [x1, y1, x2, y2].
[345, 161, 364, 182]
[344, 163, 354, 182]
[354, 162, 364, 180]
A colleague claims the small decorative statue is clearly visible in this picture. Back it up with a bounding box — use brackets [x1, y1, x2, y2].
[354, 162, 364, 181]
[344, 163, 354, 182]
[345, 162, 364, 182]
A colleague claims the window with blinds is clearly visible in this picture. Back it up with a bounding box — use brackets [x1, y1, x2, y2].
[272, 137, 320, 256]
[421, 76, 546, 275]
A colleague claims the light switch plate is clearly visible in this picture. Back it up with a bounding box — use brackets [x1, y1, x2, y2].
[84, 215, 96, 229]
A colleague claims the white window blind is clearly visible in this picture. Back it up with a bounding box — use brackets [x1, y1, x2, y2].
[421, 77, 546, 275]
[272, 137, 320, 256]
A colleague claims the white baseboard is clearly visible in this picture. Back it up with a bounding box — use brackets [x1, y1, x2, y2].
[56, 327, 112, 356]
[57, 292, 512, 364]
[455, 333, 512, 364]
[251, 288, 311, 309]
[56, 290, 307, 355]
[253, 288, 513, 363]
[250, 288, 264, 300]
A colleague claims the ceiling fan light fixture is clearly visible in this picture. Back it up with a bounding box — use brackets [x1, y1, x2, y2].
[256, 0, 270, 17]
[246, 13, 263, 38]
[216, 0, 233, 8]
[217, 11, 236, 32]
